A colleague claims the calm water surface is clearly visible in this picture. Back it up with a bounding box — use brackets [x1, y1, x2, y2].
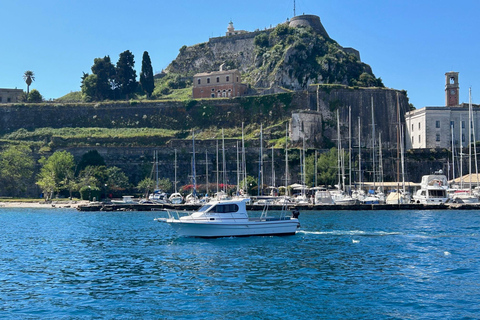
[1, 208, 480, 319]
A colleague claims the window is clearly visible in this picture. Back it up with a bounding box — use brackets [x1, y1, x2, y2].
[207, 78, 210, 84]
[450, 121, 454, 128]
[418, 123, 421, 130]
[418, 135, 421, 143]
[216, 77, 220, 83]
[7, 97, 11, 102]
[226, 76, 229, 82]
[436, 121, 440, 128]
[412, 123, 414, 132]
[197, 79, 201, 85]
[462, 121, 465, 129]
[462, 134, 465, 142]
[436, 134, 440, 141]
[236, 77, 239, 82]
[211, 93, 215, 98]
[411, 136, 414, 144]
[211, 204, 239, 213]
[0, 97, 2, 102]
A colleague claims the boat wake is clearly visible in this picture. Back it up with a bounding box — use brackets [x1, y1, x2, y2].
[298, 230, 402, 236]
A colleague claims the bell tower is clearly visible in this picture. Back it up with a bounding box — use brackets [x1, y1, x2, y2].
[445, 72, 459, 106]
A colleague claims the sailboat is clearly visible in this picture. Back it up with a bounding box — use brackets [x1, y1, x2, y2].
[169, 149, 184, 204]
[451, 88, 479, 203]
[386, 92, 410, 204]
[148, 150, 168, 203]
[185, 130, 200, 204]
[331, 109, 356, 205]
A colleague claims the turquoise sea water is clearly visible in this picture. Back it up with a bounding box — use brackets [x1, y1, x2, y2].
[1, 208, 480, 319]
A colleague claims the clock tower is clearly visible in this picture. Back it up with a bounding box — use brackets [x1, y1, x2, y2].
[445, 71, 459, 106]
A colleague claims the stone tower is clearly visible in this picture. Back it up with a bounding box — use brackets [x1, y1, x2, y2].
[288, 14, 329, 39]
[445, 71, 459, 106]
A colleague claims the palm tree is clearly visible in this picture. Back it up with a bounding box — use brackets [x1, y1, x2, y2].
[23, 70, 35, 95]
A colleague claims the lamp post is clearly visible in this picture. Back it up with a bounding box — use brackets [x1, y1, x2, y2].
[88, 185, 91, 202]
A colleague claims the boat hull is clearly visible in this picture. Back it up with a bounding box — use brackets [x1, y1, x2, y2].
[166, 219, 299, 238]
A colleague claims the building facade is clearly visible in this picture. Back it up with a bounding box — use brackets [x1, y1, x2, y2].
[405, 72, 479, 149]
[0, 88, 23, 103]
[192, 67, 247, 99]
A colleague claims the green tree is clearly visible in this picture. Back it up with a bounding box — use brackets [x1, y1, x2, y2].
[27, 89, 43, 103]
[77, 150, 106, 173]
[239, 175, 257, 195]
[36, 151, 75, 200]
[23, 70, 35, 95]
[0, 145, 35, 196]
[87, 56, 116, 100]
[116, 50, 137, 100]
[137, 177, 155, 196]
[139, 51, 154, 98]
[81, 73, 98, 102]
[106, 166, 130, 192]
[311, 148, 340, 187]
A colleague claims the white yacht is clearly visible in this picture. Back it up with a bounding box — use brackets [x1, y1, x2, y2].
[158, 198, 300, 238]
[412, 173, 449, 204]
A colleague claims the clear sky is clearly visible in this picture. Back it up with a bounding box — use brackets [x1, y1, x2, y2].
[2, 0, 479, 109]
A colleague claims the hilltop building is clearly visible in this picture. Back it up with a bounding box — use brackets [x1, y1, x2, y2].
[226, 21, 247, 36]
[0, 88, 23, 103]
[405, 72, 480, 149]
[192, 65, 247, 99]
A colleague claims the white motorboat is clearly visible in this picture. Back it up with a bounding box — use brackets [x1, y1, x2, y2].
[412, 173, 449, 204]
[158, 198, 300, 238]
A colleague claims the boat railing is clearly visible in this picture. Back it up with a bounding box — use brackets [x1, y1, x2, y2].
[165, 209, 243, 223]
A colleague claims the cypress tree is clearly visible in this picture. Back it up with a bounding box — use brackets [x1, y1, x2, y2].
[116, 50, 137, 100]
[140, 51, 154, 98]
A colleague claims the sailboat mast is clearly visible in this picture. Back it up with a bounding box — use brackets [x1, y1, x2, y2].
[396, 92, 401, 189]
[469, 88, 472, 192]
[192, 130, 197, 198]
[400, 125, 406, 193]
[271, 146, 275, 188]
[358, 116, 362, 189]
[241, 122, 246, 193]
[216, 139, 219, 194]
[349, 106, 352, 193]
[155, 150, 159, 190]
[470, 87, 479, 189]
[236, 141, 240, 196]
[205, 149, 209, 196]
[337, 109, 342, 191]
[451, 124, 455, 181]
[222, 129, 226, 193]
[174, 149, 178, 193]
[371, 96, 376, 189]
[285, 122, 289, 196]
[460, 114, 463, 189]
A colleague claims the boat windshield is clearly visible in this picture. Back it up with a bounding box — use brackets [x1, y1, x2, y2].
[197, 204, 212, 212]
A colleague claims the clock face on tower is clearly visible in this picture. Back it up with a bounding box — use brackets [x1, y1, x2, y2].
[450, 89, 456, 95]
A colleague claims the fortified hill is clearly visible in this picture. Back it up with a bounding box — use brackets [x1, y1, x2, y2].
[0, 13, 437, 198]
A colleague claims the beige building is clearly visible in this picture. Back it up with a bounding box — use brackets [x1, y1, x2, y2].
[192, 65, 247, 99]
[405, 72, 479, 149]
[0, 88, 23, 103]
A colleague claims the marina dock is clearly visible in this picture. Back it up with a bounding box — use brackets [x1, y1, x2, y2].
[76, 202, 480, 212]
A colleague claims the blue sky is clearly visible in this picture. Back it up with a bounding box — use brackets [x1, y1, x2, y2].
[1, 0, 479, 108]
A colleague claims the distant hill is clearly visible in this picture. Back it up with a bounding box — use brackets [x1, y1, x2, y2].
[166, 16, 383, 93]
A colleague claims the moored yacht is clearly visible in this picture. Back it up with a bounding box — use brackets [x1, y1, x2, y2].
[412, 173, 449, 204]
